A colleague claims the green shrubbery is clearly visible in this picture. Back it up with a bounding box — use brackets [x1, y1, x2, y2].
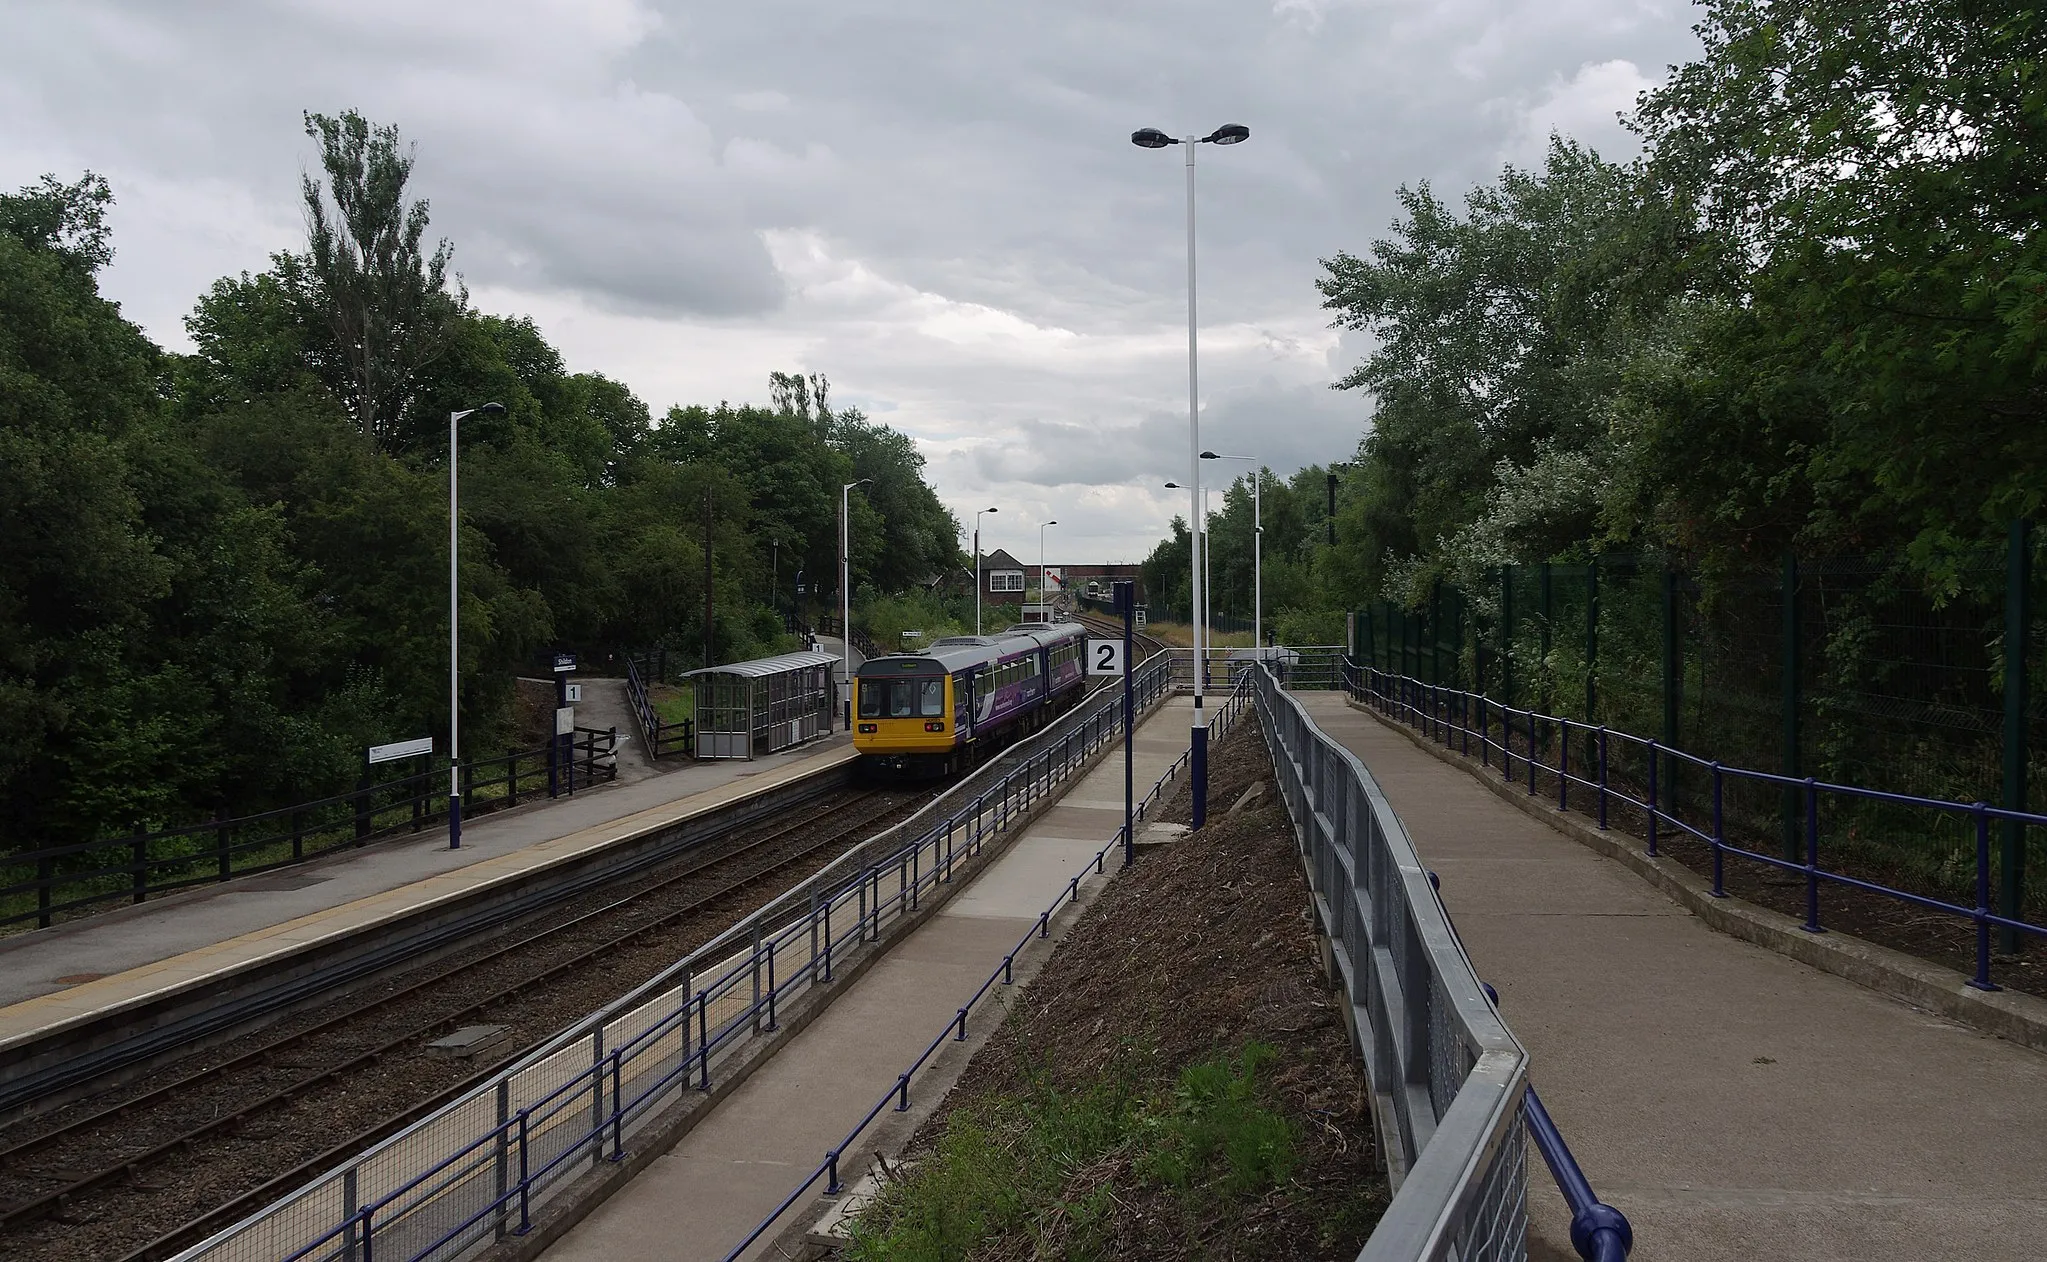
[856, 591, 972, 653]
[846, 1042, 1295, 1261]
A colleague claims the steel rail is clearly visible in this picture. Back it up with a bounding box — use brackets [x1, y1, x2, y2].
[0, 766, 853, 1120]
[0, 789, 915, 1246]
[168, 654, 1178, 1262]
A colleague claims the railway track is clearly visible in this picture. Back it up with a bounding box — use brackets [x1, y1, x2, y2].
[0, 786, 935, 1262]
[1070, 608, 1170, 662]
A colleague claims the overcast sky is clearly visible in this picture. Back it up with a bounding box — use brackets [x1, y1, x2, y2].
[2, 0, 1701, 564]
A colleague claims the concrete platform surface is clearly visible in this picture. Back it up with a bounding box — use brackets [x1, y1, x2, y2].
[1296, 691, 2047, 1262]
[0, 731, 856, 1039]
[540, 698, 1204, 1262]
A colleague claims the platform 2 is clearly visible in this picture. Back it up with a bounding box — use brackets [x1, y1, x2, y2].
[1295, 691, 2047, 1262]
[536, 698, 1207, 1262]
[0, 731, 856, 1060]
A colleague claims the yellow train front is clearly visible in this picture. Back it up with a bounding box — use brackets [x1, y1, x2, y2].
[852, 623, 1088, 777]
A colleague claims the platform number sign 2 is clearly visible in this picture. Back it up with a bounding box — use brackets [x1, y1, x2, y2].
[1088, 638, 1125, 676]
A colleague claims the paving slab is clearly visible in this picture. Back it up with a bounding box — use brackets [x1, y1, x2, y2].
[1296, 691, 2047, 1262]
[0, 735, 854, 1017]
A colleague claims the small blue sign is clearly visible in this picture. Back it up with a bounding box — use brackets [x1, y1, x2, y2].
[553, 652, 577, 674]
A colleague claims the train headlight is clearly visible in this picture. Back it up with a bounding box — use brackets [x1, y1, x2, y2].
[859, 723, 878, 733]
[924, 722, 945, 732]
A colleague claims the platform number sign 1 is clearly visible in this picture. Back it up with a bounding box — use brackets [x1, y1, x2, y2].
[1088, 638, 1125, 676]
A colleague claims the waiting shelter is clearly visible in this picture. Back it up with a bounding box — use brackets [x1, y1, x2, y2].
[682, 649, 841, 759]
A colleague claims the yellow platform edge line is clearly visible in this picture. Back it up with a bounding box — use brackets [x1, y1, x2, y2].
[0, 745, 859, 1052]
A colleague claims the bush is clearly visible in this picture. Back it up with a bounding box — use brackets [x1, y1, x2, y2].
[857, 591, 971, 652]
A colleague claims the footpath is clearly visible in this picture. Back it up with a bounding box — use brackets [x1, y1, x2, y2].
[0, 639, 866, 1013]
[538, 698, 1202, 1262]
[0, 723, 854, 1016]
[1296, 692, 2047, 1262]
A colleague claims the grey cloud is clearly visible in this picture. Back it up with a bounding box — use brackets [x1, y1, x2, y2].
[4, 0, 1697, 331]
[3, 0, 1696, 549]
[961, 377, 1367, 490]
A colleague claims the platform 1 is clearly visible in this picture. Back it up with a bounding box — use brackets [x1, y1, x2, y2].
[0, 731, 857, 1058]
[536, 697, 1209, 1262]
[1295, 691, 2047, 1262]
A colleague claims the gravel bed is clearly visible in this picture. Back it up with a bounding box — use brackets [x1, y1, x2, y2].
[0, 786, 925, 1262]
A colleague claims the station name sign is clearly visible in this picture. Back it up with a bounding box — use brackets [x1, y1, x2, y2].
[368, 736, 433, 765]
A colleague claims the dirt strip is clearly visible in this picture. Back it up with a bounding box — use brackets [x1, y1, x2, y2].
[838, 718, 1388, 1260]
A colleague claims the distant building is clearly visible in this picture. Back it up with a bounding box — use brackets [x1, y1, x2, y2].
[977, 549, 1028, 605]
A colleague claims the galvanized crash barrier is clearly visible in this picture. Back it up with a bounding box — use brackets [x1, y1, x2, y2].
[1253, 664, 1630, 1261]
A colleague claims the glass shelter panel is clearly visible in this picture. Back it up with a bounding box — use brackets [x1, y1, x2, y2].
[683, 651, 840, 760]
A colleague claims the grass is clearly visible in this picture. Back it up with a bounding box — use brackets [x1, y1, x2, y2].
[1140, 621, 1255, 649]
[649, 683, 695, 727]
[845, 1042, 1298, 1261]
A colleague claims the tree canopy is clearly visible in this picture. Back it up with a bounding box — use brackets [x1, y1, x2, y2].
[1154, 0, 2047, 625]
[0, 112, 959, 848]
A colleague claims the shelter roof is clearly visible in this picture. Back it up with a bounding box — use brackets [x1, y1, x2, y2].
[683, 649, 841, 680]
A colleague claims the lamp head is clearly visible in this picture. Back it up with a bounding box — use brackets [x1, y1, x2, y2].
[1200, 450, 1218, 459]
[1203, 123, 1250, 145]
[478, 401, 506, 417]
[1164, 481, 1182, 489]
[1130, 127, 1176, 149]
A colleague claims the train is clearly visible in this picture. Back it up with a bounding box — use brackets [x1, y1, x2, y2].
[852, 621, 1090, 776]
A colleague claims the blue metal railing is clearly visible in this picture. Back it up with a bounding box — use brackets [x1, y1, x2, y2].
[1346, 662, 2047, 991]
[717, 672, 1256, 1260]
[181, 653, 1179, 1262]
[1524, 1085, 1632, 1262]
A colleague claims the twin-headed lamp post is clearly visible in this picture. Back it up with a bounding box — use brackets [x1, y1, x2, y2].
[448, 401, 506, 850]
[1133, 121, 1247, 829]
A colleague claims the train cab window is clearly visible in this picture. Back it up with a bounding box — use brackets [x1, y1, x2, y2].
[860, 678, 946, 719]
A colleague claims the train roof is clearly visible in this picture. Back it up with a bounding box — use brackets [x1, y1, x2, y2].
[857, 621, 1087, 675]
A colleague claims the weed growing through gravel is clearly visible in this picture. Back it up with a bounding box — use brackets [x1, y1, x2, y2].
[845, 1042, 1294, 1261]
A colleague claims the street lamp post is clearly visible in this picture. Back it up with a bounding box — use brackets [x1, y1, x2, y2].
[1202, 451, 1261, 651]
[973, 506, 998, 635]
[1039, 520, 1058, 614]
[448, 401, 506, 850]
[841, 479, 871, 729]
[1134, 121, 1248, 830]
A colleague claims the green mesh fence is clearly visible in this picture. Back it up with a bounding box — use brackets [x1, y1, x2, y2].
[1358, 534, 2047, 931]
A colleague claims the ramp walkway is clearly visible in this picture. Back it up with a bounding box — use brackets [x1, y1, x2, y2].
[0, 733, 853, 1032]
[1295, 691, 2047, 1262]
[538, 698, 1203, 1262]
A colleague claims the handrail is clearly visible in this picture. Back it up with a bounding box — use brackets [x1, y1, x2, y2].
[1347, 662, 2047, 990]
[624, 655, 693, 758]
[1525, 1086, 1632, 1262]
[173, 652, 1181, 1262]
[717, 670, 1256, 1260]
